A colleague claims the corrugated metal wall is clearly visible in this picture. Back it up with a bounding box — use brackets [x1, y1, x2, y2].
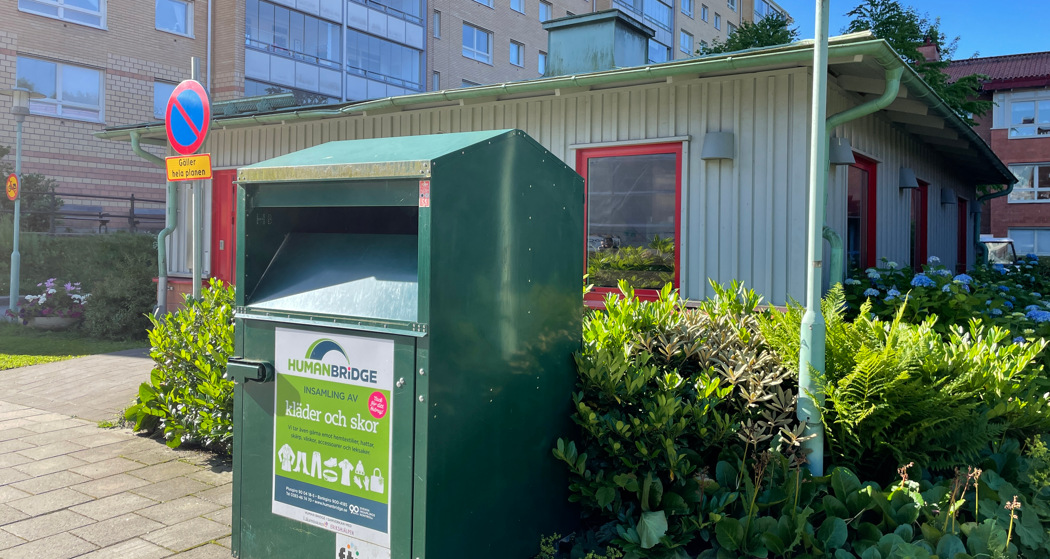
[826, 83, 976, 275]
[196, 66, 977, 304]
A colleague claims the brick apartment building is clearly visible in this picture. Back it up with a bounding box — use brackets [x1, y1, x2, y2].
[0, 0, 209, 227]
[948, 51, 1050, 255]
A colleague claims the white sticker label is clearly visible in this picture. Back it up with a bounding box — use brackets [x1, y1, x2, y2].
[336, 534, 392, 559]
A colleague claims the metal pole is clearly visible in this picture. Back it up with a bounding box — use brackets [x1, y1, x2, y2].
[797, 0, 830, 476]
[8, 114, 23, 318]
[191, 58, 202, 300]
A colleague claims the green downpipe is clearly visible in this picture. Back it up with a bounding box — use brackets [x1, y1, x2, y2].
[130, 131, 176, 317]
[821, 66, 903, 287]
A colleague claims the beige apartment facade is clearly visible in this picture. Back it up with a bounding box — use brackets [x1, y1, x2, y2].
[0, 0, 209, 224]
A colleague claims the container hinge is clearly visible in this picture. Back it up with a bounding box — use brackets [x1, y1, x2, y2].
[226, 358, 275, 384]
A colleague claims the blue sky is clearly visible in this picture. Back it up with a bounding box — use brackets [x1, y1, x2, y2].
[775, 0, 1050, 59]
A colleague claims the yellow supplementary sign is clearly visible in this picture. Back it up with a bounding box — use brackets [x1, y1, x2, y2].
[166, 154, 213, 182]
[5, 174, 18, 201]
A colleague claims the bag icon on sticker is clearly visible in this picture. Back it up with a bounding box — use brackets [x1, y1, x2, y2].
[370, 469, 384, 494]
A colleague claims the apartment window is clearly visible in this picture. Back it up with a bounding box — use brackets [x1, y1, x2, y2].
[714, 13, 720, 29]
[578, 142, 683, 301]
[681, 0, 693, 17]
[475, 0, 493, 8]
[246, 0, 342, 68]
[1009, 164, 1050, 202]
[346, 29, 423, 89]
[1010, 229, 1050, 256]
[347, 0, 422, 22]
[156, 0, 192, 36]
[1008, 98, 1050, 138]
[462, 23, 492, 64]
[18, 0, 104, 28]
[727, 22, 736, 35]
[754, 0, 779, 19]
[432, 10, 441, 38]
[538, 51, 547, 74]
[700, 3, 708, 20]
[648, 39, 670, 63]
[510, 41, 524, 67]
[511, 0, 524, 12]
[679, 31, 693, 54]
[153, 81, 176, 120]
[539, 1, 552, 21]
[847, 155, 877, 270]
[15, 56, 103, 122]
[727, 0, 735, 11]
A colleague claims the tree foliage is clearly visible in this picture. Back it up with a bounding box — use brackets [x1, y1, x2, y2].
[844, 0, 990, 123]
[697, 13, 798, 56]
[0, 145, 64, 233]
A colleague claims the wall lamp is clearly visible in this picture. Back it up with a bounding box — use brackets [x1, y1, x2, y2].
[940, 187, 957, 205]
[828, 137, 855, 166]
[899, 167, 918, 190]
[700, 131, 734, 160]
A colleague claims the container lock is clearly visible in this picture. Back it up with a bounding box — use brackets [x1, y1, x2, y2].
[226, 359, 275, 383]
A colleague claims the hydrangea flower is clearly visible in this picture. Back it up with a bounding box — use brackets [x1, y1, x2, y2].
[1014, 336, 1027, 344]
[1005, 300, 1014, 309]
[932, 269, 952, 277]
[928, 256, 941, 264]
[985, 300, 992, 306]
[993, 263, 1007, 274]
[885, 296, 896, 303]
[990, 308, 1003, 316]
[953, 274, 973, 284]
[1026, 304, 1042, 313]
[863, 288, 879, 297]
[942, 284, 953, 293]
[910, 273, 936, 288]
[999, 285, 1010, 292]
[1033, 292, 1042, 298]
[1026, 310, 1050, 323]
[1027, 253, 1039, 260]
[887, 288, 901, 298]
[865, 268, 881, 280]
[886, 261, 899, 269]
[843, 278, 861, 286]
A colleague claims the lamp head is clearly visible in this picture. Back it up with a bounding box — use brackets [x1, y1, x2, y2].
[1, 86, 45, 115]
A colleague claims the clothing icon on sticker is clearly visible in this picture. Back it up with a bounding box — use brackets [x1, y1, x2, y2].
[354, 460, 365, 476]
[370, 469, 384, 494]
[277, 444, 295, 472]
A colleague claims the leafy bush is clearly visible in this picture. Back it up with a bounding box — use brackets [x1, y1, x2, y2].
[124, 279, 234, 454]
[760, 287, 1050, 479]
[554, 281, 807, 557]
[81, 249, 157, 340]
[0, 145, 63, 233]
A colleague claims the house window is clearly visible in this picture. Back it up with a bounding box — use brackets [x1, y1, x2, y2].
[153, 81, 176, 120]
[1009, 229, 1050, 256]
[16, 56, 103, 122]
[679, 31, 693, 54]
[578, 143, 683, 302]
[701, 3, 708, 20]
[727, 22, 737, 35]
[714, 13, 720, 29]
[347, 29, 422, 90]
[847, 156, 877, 270]
[539, 1, 552, 21]
[18, 0, 104, 28]
[910, 181, 928, 269]
[1008, 164, 1050, 202]
[538, 51, 547, 74]
[1009, 99, 1050, 138]
[432, 10, 440, 38]
[511, 0, 524, 12]
[432, 71, 440, 90]
[462, 23, 492, 63]
[682, 0, 693, 17]
[509, 41, 524, 66]
[156, 0, 192, 36]
[957, 199, 968, 272]
[727, 0, 736, 10]
[246, 0, 342, 69]
[648, 39, 670, 63]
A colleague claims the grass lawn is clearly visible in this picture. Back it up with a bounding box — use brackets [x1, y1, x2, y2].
[0, 322, 146, 371]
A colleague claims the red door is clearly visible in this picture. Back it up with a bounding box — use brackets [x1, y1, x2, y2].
[957, 198, 968, 272]
[210, 170, 237, 285]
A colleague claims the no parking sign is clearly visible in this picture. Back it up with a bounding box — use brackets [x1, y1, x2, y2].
[165, 80, 213, 180]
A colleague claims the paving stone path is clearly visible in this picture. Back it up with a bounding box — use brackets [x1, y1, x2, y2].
[0, 351, 233, 559]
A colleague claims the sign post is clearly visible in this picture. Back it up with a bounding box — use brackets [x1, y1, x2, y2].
[164, 76, 211, 299]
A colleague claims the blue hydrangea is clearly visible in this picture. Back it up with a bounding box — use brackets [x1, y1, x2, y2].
[843, 278, 861, 286]
[999, 285, 1010, 292]
[990, 308, 1003, 316]
[1033, 292, 1042, 298]
[986, 300, 992, 306]
[993, 263, 1007, 274]
[1027, 253, 1039, 260]
[1026, 310, 1050, 323]
[910, 273, 936, 288]
[863, 288, 880, 297]
[867, 271, 882, 280]
[885, 296, 896, 303]
[887, 288, 901, 297]
[1005, 300, 1014, 309]
[942, 284, 952, 293]
[1026, 305, 1042, 312]
[928, 256, 941, 264]
[932, 269, 952, 277]
[1014, 336, 1027, 344]
[953, 274, 973, 284]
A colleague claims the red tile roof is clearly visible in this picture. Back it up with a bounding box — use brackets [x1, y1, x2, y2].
[947, 51, 1050, 89]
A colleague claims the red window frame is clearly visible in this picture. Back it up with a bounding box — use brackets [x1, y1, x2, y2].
[910, 180, 928, 270]
[847, 154, 878, 270]
[576, 142, 683, 307]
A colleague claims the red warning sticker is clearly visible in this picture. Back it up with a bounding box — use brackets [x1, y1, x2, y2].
[419, 180, 431, 208]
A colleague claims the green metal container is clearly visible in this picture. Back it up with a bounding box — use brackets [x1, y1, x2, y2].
[228, 129, 583, 559]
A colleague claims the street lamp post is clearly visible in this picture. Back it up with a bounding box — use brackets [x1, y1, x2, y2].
[2, 87, 43, 319]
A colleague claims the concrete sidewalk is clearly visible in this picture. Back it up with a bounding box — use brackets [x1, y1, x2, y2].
[0, 352, 233, 559]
